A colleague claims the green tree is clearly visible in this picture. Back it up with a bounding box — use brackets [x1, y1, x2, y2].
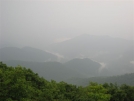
[86, 82, 111, 101]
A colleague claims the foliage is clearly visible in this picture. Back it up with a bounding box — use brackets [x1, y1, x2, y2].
[0, 62, 134, 101]
[85, 82, 111, 101]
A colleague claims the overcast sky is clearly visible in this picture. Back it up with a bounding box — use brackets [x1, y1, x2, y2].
[0, 0, 134, 49]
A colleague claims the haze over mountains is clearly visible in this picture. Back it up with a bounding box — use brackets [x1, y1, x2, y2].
[0, 35, 134, 83]
[47, 34, 133, 61]
[48, 34, 134, 76]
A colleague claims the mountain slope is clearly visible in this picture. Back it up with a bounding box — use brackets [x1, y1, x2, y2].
[2, 60, 86, 82]
[0, 47, 58, 62]
[64, 58, 101, 77]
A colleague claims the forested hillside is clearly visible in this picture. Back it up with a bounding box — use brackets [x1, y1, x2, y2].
[1, 62, 134, 101]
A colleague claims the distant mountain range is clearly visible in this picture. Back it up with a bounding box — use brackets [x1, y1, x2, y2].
[47, 34, 133, 62]
[2, 60, 134, 86]
[47, 34, 134, 75]
[2, 58, 101, 81]
[0, 35, 134, 83]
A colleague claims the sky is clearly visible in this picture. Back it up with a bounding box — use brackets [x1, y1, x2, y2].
[0, 0, 134, 49]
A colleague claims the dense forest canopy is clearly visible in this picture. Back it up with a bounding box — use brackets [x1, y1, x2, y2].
[0, 62, 134, 101]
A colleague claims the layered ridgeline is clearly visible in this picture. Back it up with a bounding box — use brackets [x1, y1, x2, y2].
[0, 46, 134, 85]
[47, 34, 134, 75]
[2, 59, 134, 86]
[47, 34, 133, 62]
[1, 35, 134, 76]
[0, 47, 102, 81]
[2, 58, 101, 82]
[1, 62, 134, 101]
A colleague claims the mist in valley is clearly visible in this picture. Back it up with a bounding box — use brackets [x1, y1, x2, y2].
[0, 0, 134, 85]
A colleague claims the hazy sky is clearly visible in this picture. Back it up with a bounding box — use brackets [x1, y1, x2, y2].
[0, 0, 134, 49]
